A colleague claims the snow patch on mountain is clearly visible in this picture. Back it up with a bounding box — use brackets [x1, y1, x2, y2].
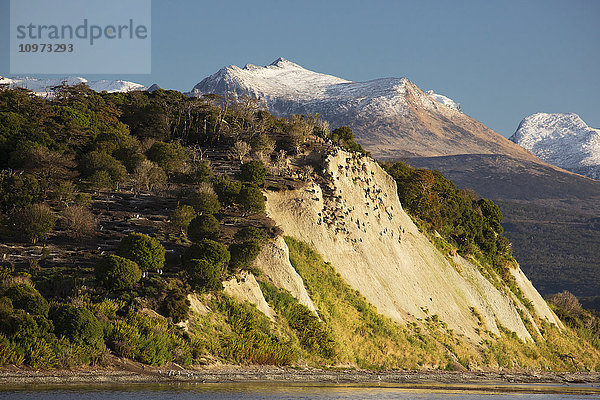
[425, 90, 461, 111]
[0, 76, 146, 95]
[510, 113, 600, 180]
[191, 58, 462, 120]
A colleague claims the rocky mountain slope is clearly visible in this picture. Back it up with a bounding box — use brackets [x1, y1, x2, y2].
[191, 58, 537, 160]
[510, 113, 600, 180]
[0, 76, 146, 94]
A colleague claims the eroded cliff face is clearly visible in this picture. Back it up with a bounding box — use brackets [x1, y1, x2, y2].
[263, 149, 561, 343]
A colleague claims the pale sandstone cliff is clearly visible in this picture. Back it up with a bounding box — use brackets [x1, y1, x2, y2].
[263, 149, 561, 342]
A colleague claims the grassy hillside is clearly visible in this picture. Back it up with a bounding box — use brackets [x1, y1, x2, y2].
[0, 84, 599, 371]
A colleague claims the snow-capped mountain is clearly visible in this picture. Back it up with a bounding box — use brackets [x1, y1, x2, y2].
[510, 113, 600, 180]
[191, 58, 534, 161]
[0, 76, 146, 95]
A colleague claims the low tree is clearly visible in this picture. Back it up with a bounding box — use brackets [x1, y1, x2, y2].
[133, 159, 167, 192]
[184, 258, 223, 293]
[3, 284, 49, 316]
[50, 304, 104, 350]
[60, 205, 96, 239]
[238, 160, 266, 186]
[188, 160, 213, 184]
[0, 173, 42, 212]
[7, 203, 56, 244]
[160, 288, 190, 323]
[237, 184, 266, 213]
[183, 239, 230, 267]
[117, 233, 165, 272]
[95, 255, 142, 290]
[145, 141, 188, 174]
[229, 140, 251, 164]
[250, 134, 275, 161]
[187, 214, 220, 242]
[213, 175, 242, 207]
[170, 205, 196, 234]
[188, 189, 220, 215]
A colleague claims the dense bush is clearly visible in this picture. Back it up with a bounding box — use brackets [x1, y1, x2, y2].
[50, 304, 104, 350]
[79, 151, 127, 186]
[188, 160, 213, 183]
[184, 258, 223, 293]
[117, 233, 165, 272]
[95, 255, 142, 290]
[145, 141, 188, 174]
[187, 214, 220, 242]
[160, 288, 190, 323]
[328, 126, 367, 154]
[238, 160, 266, 186]
[132, 159, 167, 191]
[170, 205, 197, 233]
[234, 226, 268, 243]
[229, 241, 263, 272]
[188, 190, 220, 214]
[183, 239, 230, 267]
[237, 184, 266, 213]
[7, 203, 56, 244]
[0, 173, 42, 212]
[229, 226, 268, 272]
[4, 284, 49, 316]
[213, 175, 241, 206]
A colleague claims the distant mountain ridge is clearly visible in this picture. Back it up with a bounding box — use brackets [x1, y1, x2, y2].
[510, 112, 600, 180]
[0, 76, 146, 94]
[192, 58, 534, 160]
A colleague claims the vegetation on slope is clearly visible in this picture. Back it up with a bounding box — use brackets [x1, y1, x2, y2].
[0, 83, 598, 372]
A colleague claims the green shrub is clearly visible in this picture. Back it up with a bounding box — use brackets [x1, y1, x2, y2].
[237, 184, 265, 213]
[160, 289, 190, 323]
[184, 258, 223, 293]
[229, 240, 263, 271]
[187, 214, 220, 242]
[213, 175, 241, 206]
[189, 160, 213, 183]
[0, 173, 42, 211]
[183, 239, 230, 266]
[79, 151, 127, 185]
[0, 310, 51, 340]
[7, 203, 56, 244]
[145, 141, 188, 174]
[117, 233, 165, 272]
[50, 304, 104, 350]
[170, 205, 196, 233]
[95, 255, 142, 290]
[238, 160, 266, 186]
[188, 190, 220, 214]
[4, 284, 49, 316]
[328, 126, 367, 154]
[234, 226, 268, 244]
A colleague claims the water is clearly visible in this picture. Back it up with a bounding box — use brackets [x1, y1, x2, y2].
[1, 383, 599, 400]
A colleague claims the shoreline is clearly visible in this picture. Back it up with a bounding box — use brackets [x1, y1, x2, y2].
[1, 367, 600, 394]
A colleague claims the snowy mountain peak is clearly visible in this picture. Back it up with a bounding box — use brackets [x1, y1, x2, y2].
[192, 59, 460, 116]
[269, 57, 302, 69]
[0, 76, 146, 95]
[510, 113, 600, 180]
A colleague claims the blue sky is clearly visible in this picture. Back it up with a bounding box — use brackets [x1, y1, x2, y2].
[0, 0, 598, 137]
